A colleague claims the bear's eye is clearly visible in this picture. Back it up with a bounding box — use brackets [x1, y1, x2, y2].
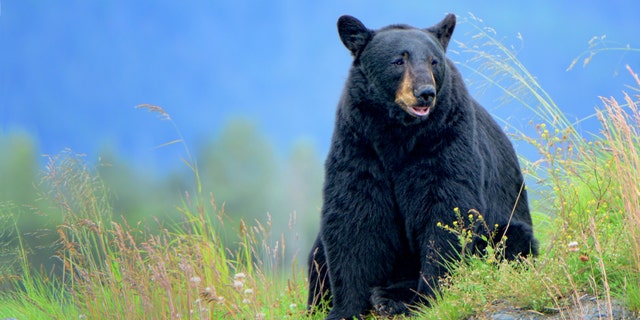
[391, 58, 404, 66]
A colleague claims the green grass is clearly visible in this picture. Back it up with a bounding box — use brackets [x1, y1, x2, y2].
[1, 148, 311, 319]
[1, 15, 639, 319]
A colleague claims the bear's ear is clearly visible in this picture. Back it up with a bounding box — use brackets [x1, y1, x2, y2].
[426, 13, 456, 51]
[337, 15, 373, 56]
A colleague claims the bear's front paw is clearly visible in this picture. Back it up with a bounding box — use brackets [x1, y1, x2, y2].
[370, 288, 411, 317]
[372, 298, 410, 316]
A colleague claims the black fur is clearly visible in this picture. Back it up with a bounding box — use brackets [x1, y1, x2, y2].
[307, 14, 538, 320]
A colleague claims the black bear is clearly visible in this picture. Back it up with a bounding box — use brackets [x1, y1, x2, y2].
[307, 13, 538, 320]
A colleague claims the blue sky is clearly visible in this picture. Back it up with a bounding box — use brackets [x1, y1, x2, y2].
[1, 1, 638, 172]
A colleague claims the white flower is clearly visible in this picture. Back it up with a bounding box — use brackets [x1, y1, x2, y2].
[568, 241, 579, 252]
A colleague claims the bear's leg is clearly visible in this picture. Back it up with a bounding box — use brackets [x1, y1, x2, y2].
[469, 218, 538, 260]
[370, 247, 419, 316]
[307, 235, 331, 312]
[412, 227, 461, 306]
[495, 220, 539, 259]
[370, 279, 417, 316]
[321, 201, 404, 319]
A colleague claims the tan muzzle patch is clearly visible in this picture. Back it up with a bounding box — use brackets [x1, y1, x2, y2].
[395, 67, 436, 118]
[394, 68, 418, 112]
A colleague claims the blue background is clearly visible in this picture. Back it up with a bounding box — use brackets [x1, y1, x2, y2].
[1, 1, 639, 172]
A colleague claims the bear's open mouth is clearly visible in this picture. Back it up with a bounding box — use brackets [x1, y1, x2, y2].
[409, 106, 431, 117]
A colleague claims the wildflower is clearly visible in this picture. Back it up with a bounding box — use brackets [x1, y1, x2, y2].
[244, 288, 254, 295]
[200, 286, 219, 303]
[568, 241, 579, 252]
[233, 272, 246, 290]
[190, 276, 202, 283]
[255, 313, 266, 320]
[289, 303, 297, 310]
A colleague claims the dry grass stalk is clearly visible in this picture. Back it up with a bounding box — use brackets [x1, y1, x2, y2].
[596, 65, 640, 271]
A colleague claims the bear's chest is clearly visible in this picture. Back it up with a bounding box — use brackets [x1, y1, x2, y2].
[370, 127, 451, 172]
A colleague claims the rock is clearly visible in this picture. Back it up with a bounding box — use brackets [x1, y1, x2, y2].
[470, 296, 638, 320]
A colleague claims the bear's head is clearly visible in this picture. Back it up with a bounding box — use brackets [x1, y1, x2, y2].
[338, 14, 456, 124]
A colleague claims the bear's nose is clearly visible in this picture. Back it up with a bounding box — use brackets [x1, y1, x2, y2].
[414, 85, 436, 104]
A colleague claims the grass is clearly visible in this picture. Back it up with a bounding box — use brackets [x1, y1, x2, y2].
[0, 118, 310, 319]
[1, 14, 639, 319]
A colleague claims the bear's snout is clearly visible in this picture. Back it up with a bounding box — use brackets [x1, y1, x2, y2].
[395, 73, 437, 118]
[414, 85, 436, 106]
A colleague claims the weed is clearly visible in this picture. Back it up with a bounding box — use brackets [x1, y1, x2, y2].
[1, 109, 309, 319]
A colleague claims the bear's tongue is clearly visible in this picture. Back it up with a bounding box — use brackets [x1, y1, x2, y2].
[410, 106, 430, 117]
